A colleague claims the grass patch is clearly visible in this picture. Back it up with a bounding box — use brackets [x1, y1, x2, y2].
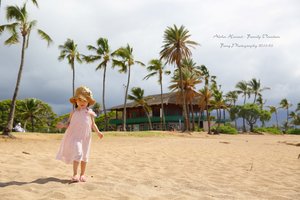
[253, 127, 282, 134]
[211, 125, 238, 134]
[286, 128, 300, 135]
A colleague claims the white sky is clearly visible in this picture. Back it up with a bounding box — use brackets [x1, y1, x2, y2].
[0, 0, 299, 116]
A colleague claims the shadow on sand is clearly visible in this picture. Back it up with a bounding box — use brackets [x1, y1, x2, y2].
[0, 177, 70, 187]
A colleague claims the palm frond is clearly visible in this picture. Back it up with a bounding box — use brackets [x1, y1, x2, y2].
[4, 33, 19, 45]
[37, 29, 53, 46]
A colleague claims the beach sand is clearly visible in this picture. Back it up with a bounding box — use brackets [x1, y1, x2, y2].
[0, 132, 299, 200]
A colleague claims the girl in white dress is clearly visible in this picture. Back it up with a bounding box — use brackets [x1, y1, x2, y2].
[56, 86, 103, 182]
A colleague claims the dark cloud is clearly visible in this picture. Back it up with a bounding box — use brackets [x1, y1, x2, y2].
[1, 0, 299, 116]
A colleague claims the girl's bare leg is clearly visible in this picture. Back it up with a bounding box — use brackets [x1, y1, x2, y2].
[80, 161, 87, 182]
[80, 161, 87, 176]
[73, 161, 79, 176]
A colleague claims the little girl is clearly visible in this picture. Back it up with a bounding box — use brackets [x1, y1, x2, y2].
[56, 86, 103, 183]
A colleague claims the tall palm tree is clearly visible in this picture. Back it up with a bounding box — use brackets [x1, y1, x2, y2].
[280, 98, 292, 131]
[112, 44, 144, 131]
[0, 3, 52, 137]
[160, 25, 198, 132]
[169, 66, 201, 131]
[268, 106, 279, 128]
[248, 78, 270, 103]
[235, 80, 250, 132]
[58, 39, 82, 97]
[225, 91, 238, 128]
[143, 59, 170, 130]
[85, 37, 112, 131]
[128, 87, 153, 130]
[211, 89, 227, 127]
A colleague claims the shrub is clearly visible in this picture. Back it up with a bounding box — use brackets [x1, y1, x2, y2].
[253, 127, 282, 134]
[211, 125, 238, 134]
[286, 129, 300, 135]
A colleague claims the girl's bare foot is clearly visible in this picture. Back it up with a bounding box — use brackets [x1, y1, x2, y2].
[79, 175, 87, 182]
[71, 175, 80, 182]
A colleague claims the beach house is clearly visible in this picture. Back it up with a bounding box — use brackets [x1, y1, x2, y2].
[109, 92, 211, 131]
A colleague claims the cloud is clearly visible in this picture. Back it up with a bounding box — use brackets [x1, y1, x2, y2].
[0, 0, 299, 117]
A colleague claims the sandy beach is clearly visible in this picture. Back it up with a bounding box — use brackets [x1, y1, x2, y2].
[0, 132, 299, 200]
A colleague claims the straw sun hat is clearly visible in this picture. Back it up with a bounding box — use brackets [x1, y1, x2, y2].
[69, 86, 96, 106]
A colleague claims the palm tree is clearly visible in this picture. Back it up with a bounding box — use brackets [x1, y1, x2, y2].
[112, 44, 144, 131]
[199, 87, 212, 134]
[280, 98, 292, 131]
[225, 91, 238, 128]
[1, 0, 38, 10]
[84, 37, 112, 131]
[143, 59, 170, 130]
[18, 98, 44, 132]
[0, 3, 52, 137]
[128, 87, 153, 130]
[268, 106, 279, 128]
[169, 66, 201, 131]
[160, 25, 198, 132]
[211, 89, 227, 127]
[58, 39, 82, 97]
[248, 78, 270, 103]
[235, 80, 250, 132]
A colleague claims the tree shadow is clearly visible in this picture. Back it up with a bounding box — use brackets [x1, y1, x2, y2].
[0, 177, 70, 187]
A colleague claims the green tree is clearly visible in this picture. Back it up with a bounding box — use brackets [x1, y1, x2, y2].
[112, 44, 144, 131]
[160, 25, 198, 132]
[143, 59, 170, 130]
[18, 98, 56, 132]
[58, 39, 82, 97]
[0, 3, 52, 137]
[259, 109, 271, 127]
[238, 103, 261, 132]
[128, 87, 153, 130]
[85, 37, 112, 131]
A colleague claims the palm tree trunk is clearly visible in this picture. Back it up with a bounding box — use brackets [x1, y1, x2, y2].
[190, 103, 195, 131]
[275, 112, 279, 129]
[72, 61, 75, 110]
[103, 66, 107, 131]
[178, 64, 188, 132]
[2, 35, 27, 138]
[143, 106, 153, 130]
[31, 116, 34, 132]
[160, 79, 166, 131]
[123, 65, 131, 131]
[242, 95, 246, 132]
[206, 103, 211, 134]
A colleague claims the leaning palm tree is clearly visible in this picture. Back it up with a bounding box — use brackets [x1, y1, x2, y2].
[143, 59, 170, 130]
[248, 78, 270, 103]
[160, 25, 198, 132]
[235, 80, 250, 132]
[280, 98, 292, 131]
[112, 44, 144, 131]
[268, 106, 279, 128]
[0, 3, 52, 137]
[58, 39, 82, 97]
[128, 87, 153, 130]
[84, 37, 112, 131]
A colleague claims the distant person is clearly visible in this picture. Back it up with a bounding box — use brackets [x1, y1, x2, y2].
[14, 123, 25, 132]
[56, 86, 103, 183]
